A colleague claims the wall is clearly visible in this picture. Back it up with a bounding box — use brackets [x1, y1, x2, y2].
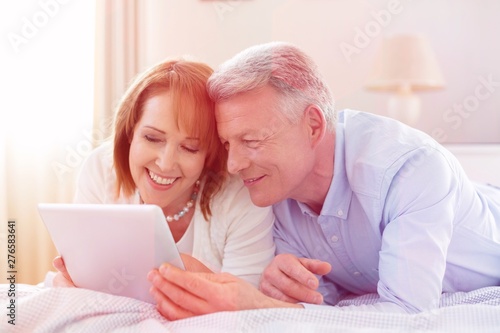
[445, 144, 500, 186]
[139, 0, 500, 144]
[1, 0, 95, 284]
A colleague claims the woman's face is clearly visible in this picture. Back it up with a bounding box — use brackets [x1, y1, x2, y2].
[129, 90, 207, 212]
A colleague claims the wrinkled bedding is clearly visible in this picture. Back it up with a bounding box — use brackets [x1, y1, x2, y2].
[1, 284, 500, 332]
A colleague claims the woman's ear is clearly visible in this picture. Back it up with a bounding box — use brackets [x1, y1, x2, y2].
[304, 105, 326, 148]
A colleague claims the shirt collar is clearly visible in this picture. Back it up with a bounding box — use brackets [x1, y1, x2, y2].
[297, 120, 352, 220]
[321, 120, 352, 219]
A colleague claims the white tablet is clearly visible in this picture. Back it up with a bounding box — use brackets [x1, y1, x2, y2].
[38, 203, 185, 304]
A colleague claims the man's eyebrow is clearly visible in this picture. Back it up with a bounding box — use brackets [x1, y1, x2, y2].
[219, 132, 252, 141]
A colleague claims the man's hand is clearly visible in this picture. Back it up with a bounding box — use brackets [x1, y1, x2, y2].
[52, 256, 76, 288]
[179, 253, 213, 273]
[259, 253, 331, 304]
[147, 263, 302, 321]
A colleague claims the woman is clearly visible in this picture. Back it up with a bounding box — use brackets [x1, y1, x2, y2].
[52, 58, 275, 295]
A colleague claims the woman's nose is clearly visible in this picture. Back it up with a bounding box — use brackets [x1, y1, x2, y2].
[155, 144, 178, 171]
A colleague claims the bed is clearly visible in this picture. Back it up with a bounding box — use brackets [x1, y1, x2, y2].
[2, 283, 499, 332]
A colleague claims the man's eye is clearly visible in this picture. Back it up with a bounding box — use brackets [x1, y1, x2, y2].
[243, 140, 259, 148]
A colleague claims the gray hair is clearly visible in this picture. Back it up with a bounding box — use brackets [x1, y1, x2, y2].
[207, 41, 336, 131]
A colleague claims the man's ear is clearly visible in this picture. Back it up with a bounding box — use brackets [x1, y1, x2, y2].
[304, 105, 326, 148]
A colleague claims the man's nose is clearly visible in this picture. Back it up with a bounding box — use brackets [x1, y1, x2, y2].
[227, 145, 250, 175]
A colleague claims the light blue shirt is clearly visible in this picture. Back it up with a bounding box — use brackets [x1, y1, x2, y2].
[273, 109, 500, 313]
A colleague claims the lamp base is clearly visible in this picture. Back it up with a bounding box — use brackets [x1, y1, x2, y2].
[387, 93, 420, 126]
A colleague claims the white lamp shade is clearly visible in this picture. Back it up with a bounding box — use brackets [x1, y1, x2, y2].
[365, 34, 446, 92]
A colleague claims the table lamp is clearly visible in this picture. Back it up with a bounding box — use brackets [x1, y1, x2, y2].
[365, 34, 445, 125]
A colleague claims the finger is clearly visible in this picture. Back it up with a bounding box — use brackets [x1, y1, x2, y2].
[52, 272, 76, 288]
[52, 256, 66, 272]
[262, 254, 325, 304]
[53, 256, 74, 283]
[165, 266, 249, 311]
[259, 262, 301, 302]
[148, 268, 216, 315]
[299, 258, 332, 277]
[265, 272, 323, 304]
[150, 286, 196, 321]
[275, 254, 319, 288]
[179, 253, 212, 273]
[259, 278, 302, 303]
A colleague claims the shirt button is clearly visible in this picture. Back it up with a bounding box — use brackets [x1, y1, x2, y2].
[337, 210, 343, 216]
[330, 235, 339, 242]
[353, 271, 361, 276]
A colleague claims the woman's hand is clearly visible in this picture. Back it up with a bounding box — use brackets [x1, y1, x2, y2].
[52, 256, 76, 287]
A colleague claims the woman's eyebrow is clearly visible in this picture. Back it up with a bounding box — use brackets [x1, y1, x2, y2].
[143, 125, 165, 134]
[143, 125, 200, 142]
[184, 137, 201, 142]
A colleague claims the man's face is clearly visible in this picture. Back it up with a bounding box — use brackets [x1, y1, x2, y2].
[215, 85, 315, 207]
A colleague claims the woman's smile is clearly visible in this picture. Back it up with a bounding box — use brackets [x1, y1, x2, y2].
[148, 169, 177, 186]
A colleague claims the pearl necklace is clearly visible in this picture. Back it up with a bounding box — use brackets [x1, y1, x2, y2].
[165, 180, 200, 223]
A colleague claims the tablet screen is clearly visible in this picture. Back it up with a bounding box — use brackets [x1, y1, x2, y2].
[38, 203, 185, 304]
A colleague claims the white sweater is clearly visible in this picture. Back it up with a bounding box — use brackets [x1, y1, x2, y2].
[74, 143, 276, 287]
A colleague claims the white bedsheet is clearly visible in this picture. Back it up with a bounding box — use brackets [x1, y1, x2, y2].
[1, 284, 500, 333]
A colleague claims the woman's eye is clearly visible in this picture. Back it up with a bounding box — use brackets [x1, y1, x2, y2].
[182, 146, 199, 153]
[144, 135, 161, 143]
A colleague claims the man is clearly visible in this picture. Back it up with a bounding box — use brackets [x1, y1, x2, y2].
[147, 41, 500, 320]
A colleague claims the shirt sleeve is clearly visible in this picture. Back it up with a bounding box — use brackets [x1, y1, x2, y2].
[73, 143, 112, 204]
[292, 147, 462, 313]
[273, 219, 305, 257]
[377, 146, 460, 313]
